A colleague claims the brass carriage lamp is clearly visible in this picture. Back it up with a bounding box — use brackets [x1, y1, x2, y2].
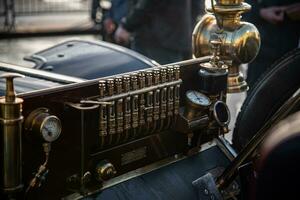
[193, 0, 261, 93]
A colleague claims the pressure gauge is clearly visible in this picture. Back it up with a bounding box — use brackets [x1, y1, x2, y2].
[186, 90, 211, 107]
[25, 108, 62, 142]
[40, 115, 62, 142]
[184, 90, 211, 120]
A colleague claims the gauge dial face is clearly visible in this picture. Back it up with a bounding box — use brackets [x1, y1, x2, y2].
[186, 90, 211, 107]
[40, 116, 62, 142]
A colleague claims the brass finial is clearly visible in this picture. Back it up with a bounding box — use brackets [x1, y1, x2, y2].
[0, 73, 25, 102]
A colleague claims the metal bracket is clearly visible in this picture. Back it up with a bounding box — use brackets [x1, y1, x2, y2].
[192, 173, 223, 200]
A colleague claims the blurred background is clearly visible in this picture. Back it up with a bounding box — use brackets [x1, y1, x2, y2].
[0, 0, 104, 66]
[0, 0, 216, 65]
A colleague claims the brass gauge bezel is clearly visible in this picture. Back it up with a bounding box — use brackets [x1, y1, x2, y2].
[39, 115, 62, 142]
[184, 90, 211, 121]
[24, 108, 62, 142]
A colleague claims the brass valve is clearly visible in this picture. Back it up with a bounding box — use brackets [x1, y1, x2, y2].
[0, 73, 25, 195]
[95, 160, 116, 182]
[193, 0, 260, 92]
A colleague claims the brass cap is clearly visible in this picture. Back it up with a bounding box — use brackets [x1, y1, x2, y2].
[217, 0, 244, 6]
[0, 73, 25, 103]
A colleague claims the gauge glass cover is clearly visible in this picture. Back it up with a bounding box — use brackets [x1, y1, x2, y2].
[40, 116, 62, 142]
[186, 90, 211, 106]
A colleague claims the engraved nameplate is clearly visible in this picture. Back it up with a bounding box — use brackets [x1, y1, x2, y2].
[121, 147, 147, 166]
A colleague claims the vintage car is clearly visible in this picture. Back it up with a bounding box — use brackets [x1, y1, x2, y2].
[1, 0, 300, 200]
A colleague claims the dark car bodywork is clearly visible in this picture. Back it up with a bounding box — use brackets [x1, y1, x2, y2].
[0, 40, 156, 96]
[26, 40, 158, 79]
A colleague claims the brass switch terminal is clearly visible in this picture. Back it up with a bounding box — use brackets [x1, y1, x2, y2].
[115, 76, 123, 94]
[145, 71, 154, 124]
[99, 80, 106, 97]
[106, 79, 116, 137]
[131, 73, 138, 90]
[160, 67, 167, 83]
[115, 77, 124, 134]
[138, 71, 146, 126]
[99, 80, 107, 148]
[167, 66, 174, 82]
[130, 73, 139, 129]
[173, 65, 180, 116]
[167, 67, 174, 118]
[174, 65, 180, 80]
[123, 75, 131, 131]
[160, 67, 167, 121]
[107, 79, 114, 96]
[123, 75, 131, 92]
[153, 69, 160, 121]
[153, 69, 160, 85]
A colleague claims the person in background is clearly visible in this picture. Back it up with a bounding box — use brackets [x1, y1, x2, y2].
[114, 0, 195, 64]
[192, 0, 205, 26]
[102, 0, 128, 43]
[245, 0, 300, 89]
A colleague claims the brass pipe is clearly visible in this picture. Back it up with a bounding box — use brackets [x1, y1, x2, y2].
[0, 73, 24, 195]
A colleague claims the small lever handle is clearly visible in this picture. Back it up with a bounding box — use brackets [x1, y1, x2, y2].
[210, 39, 222, 57]
[0, 73, 25, 102]
[209, 39, 226, 68]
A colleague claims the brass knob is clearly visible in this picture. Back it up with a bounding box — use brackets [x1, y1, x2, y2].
[0, 73, 25, 103]
[95, 160, 116, 182]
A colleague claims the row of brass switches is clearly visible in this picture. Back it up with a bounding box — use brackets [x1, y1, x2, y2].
[98, 66, 181, 148]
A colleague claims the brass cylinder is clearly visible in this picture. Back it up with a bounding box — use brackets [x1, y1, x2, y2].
[0, 73, 24, 194]
[0, 101, 23, 193]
